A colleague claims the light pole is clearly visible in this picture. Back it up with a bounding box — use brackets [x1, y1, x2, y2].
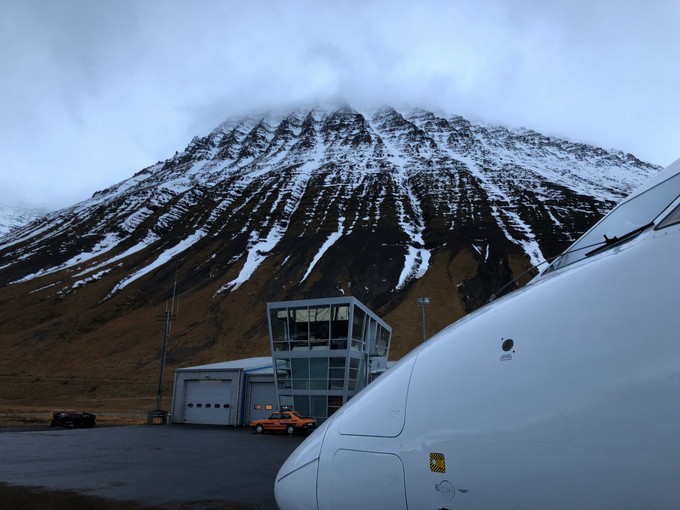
[417, 297, 430, 342]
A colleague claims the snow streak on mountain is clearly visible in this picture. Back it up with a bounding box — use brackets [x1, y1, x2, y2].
[0, 105, 659, 317]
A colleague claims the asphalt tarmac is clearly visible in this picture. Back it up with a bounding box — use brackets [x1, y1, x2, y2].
[0, 424, 306, 509]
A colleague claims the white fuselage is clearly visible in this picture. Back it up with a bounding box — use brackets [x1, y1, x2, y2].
[275, 161, 680, 509]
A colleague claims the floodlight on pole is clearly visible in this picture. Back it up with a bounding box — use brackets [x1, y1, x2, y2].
[417, 297, 430, 342]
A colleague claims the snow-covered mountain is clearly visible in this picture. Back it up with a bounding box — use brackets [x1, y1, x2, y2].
[0, 105, 660, 379]
[0, 204, 45, 237]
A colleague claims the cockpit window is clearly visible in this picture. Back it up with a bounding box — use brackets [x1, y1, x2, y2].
[656, 202, 680, 230]
[548, 170, 680, 271]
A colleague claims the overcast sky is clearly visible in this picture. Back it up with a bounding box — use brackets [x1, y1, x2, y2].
[1, 0, 678, 210]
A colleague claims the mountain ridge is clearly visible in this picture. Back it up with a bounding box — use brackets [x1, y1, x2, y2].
[0, 104, 660, 409]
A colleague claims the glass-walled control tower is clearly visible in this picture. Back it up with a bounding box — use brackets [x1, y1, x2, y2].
[267, 297, 392, 423]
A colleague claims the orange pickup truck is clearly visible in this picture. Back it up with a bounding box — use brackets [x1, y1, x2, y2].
[250, 409, 317, 435]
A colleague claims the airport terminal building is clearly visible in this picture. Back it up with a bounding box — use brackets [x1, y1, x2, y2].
[268, 297, 392, 423]
[171, 296, 392, 426]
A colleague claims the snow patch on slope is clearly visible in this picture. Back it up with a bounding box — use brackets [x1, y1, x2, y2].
[366, 114, 432, 289]
[108, 230, 206, 297]
[10, 233, 122, 285]
[454, 153, 547, 267]
[393, 185, 431, 289]
[217, 145, 323, 293]
[218, 226, 286, 292]
[74, 234, 159, 279]
[301, 217, 345, 283]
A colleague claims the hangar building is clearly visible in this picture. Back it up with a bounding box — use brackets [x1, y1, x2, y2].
[170, 357, 276, 426]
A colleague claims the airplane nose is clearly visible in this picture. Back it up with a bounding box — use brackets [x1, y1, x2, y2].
[275, 457, 319, 510]
[275, 424, 326, 510]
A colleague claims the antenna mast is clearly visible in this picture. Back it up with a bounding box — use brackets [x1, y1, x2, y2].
[155, 266, 179, 412]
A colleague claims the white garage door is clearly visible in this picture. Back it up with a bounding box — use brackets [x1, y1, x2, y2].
[184, 379, 232, 425]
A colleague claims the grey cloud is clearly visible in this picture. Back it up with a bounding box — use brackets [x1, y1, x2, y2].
[0, 0, 678, 209]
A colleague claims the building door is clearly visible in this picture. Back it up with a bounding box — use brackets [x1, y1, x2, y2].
[248, 381, 277, 423]
[183, 379, 232, 425]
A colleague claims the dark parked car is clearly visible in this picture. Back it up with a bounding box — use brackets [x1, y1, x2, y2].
[50, 410, 96, 428]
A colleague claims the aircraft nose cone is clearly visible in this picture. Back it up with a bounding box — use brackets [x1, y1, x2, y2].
[275, 457, 319, 510]
[275, 425, 326, 510]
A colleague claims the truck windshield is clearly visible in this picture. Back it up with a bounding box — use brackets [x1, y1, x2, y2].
[548, 170, 680, 271]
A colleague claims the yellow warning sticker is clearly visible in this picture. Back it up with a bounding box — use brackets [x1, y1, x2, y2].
[430, 452, 446, 473]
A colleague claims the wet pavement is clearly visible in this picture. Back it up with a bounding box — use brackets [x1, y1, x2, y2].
[0, 424, 305, 509]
